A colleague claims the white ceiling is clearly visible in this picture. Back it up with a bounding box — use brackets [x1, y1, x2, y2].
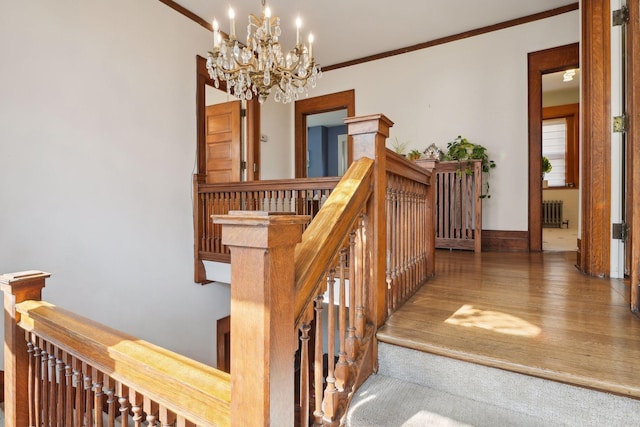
[172, 0, 577, 67]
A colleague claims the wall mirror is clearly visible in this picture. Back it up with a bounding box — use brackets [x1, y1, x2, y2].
[294, 90, 355, 178]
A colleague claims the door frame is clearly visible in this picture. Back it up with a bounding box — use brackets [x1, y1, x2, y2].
[294, 90, 355, 178]
[527, 43, 579, 252]
[627, 1, 640, 311]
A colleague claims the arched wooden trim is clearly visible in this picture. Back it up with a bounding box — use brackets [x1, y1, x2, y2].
[294, 90, 355, 178]
[527, 43, 579, 252]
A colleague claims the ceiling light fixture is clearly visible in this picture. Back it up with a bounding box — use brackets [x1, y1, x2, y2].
[562, 69, 576, 82]
[207, 0, 321, 104]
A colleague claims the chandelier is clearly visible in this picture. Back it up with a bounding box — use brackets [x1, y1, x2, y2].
[206, 0, 322, 104]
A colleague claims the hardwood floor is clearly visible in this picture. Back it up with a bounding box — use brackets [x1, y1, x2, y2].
[378, 250, 640, 399]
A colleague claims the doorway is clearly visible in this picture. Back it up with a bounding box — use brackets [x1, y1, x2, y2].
[294, 90, 355, 178]
[527, 43, 579, 252]
[541, 69, 580, 251]
[196, 55, 261, 182]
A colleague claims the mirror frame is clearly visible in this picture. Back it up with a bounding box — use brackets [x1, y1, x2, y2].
[196, 55, 261, 182]
[294, 89, 355, 178]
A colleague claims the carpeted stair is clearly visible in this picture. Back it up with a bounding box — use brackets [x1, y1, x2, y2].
[345, 342, 640, 427]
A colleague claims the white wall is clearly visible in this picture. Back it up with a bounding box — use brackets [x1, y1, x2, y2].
[294, 11, 580, 231]
[0, 0, 229, 366]
[260, 101, 295, 179]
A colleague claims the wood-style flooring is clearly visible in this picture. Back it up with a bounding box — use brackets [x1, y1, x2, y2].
[377, 250, 640, 399]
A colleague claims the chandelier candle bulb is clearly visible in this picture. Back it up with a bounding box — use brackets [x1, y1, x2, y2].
[265, 7, 271, 35]
[212, 19, 219, 48]
[296, 16, 301, 45]
[228, 7, 235, 38]
[308, 33, 314, 58]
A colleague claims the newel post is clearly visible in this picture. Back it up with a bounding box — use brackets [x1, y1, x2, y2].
[345, 114, 394, 328]
[1, 270, 50, 427]
[213, 211, 309, 427]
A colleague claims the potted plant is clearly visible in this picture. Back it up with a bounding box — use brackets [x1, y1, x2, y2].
[407, 149, 422, 161]
[388, 137, 409, 155]
[542, 156, 552, 188]
[444, 135, 497, 198]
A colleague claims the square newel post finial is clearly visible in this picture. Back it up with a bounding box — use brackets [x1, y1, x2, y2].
[1, 270, 50, 427]
[212, 211, 309, 427]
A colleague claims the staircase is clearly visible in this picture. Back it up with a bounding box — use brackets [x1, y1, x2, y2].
[346, 342, 640, 427]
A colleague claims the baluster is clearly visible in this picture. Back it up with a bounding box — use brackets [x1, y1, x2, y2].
[93, 372, 104, 427]
[299, 323, 311, 427]
[56, 356, 64, 427]
[199, 193, 206, 253]
[41, 344, 50, 426]
[391, 186, 400, 312]
[131, 391, 144, 427]
[144, 396, 159, 427]
[159, 405, 177, 427]
[84, 366, 93, 427]
[346, 231, 358, 361]
[27, 341, 35, 427]
[335, 248, 349, 390]
[355, 215, 366, 339]
[72, 358, 83, 427]
[322, 269, 338, 419]
[104, 376, 116, 427]
[206, 193, 214, 253]
[48, 348, 56, 427]
[117, 385, 131, 427]
[34, 343, 42, 427]
[386, 186, 393, 316]
[312, 295, 324, 426]
[61, 362, 73, 426]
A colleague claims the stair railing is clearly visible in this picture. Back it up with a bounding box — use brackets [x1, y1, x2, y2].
[3, 115, 435, 427]
[214, 114, 436, 426]
[2, 271, 231, 427]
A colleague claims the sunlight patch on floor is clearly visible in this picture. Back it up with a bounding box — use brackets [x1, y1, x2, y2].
[445, 304, 541, 337]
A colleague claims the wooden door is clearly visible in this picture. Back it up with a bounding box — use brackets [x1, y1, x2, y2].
[205, 101, 242, 184]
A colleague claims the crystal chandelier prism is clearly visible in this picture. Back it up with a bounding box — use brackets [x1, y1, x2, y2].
[206, 0, 322, 104]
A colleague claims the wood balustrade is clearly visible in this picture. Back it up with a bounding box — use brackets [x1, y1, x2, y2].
[193, 177, 340, 283]
[4, 115, 436, 427]
[2, 272, 231, 427]
[385, 152, 435, 315]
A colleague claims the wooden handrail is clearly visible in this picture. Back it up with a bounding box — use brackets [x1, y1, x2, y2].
[293, 157, 374, 324]
[198, 176, 340, 193]
[16, 300, 231, 426]
[385, 149, 432, 185]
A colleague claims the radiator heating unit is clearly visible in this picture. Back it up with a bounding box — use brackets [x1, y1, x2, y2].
[542, 200, 563, 228]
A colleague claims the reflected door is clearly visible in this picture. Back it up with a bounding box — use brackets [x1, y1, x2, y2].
[205, 100, 242, 184]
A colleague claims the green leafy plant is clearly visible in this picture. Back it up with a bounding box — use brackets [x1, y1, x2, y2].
[388, 137, 409, 155]
[542, 156, 552, 178]
[407, 149, 422, 160]
[444, 135, 497, 198]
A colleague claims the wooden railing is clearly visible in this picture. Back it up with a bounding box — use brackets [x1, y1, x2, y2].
[193, 177, 339, 282]
[4, 115, 435, 427]
[2, 271, 231, 427]
[385, 153, 436, 315]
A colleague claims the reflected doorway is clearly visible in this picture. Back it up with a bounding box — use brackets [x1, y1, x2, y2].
[295, 90, 355, 178]
[541, 69, 580, 251]
[306, 109, 349, 177]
